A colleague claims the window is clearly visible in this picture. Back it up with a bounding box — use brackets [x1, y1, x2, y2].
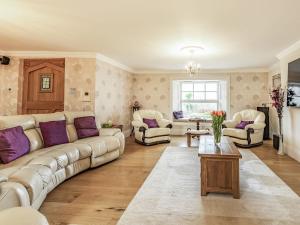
[180, 81, 220, 114]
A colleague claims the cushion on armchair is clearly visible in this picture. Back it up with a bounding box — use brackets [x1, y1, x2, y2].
[235, 121, 254, 129]
[143, 118, 159, 128]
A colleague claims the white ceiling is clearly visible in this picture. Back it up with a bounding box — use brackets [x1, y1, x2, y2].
[1, 0, 300, 71]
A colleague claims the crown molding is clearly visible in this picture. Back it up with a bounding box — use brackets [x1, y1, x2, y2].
[2, 51, 134, 73]
[135, 67, 269, 75]
[3, 51, 97, 58]
[277, 40, 300, 59]
[268, 61, 280, 74]
[95, 53, 134, 73]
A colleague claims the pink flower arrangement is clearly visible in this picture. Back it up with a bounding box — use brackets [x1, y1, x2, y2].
[211, 111, 226, 144]
[270, 88, 285, 118]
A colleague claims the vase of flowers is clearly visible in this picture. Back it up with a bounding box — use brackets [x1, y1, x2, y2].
[211, 111, 226, 145]
[270, 87, 285, 155]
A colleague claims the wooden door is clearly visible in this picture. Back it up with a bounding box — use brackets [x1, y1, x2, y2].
[22, 58, 65, 114]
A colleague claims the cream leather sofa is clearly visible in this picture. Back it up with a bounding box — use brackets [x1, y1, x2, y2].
[0, 111, 125, 211]
[222, 109, 266, 147]
[132, 110, 172, 145]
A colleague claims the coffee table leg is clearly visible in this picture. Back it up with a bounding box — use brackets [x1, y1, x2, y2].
[201, 158, 207, 196]
[187, 133, 191, 147]
[232, 159, 240, 199]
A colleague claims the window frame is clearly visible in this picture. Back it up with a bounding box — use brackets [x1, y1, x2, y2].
[180, 80, 220, 113]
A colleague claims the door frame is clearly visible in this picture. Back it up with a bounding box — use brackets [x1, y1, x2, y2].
[22, 58, 65, 114]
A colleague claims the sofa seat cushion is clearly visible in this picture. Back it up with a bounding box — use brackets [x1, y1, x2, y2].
[222, 128, 247, 140]
[28, 156, 58, 173]
[45, 146, 79, 168]
[75, 136, 120, 157]
[145, 128, 170, 138]
[0, 149, 50, 170]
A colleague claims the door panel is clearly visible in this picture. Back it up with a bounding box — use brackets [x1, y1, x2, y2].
[22, 59, 65, 114]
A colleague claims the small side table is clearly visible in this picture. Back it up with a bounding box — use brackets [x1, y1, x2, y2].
[112, 124, 123, 132]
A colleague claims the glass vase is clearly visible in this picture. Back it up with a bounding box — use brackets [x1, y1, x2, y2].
[213, 124, 222, 145]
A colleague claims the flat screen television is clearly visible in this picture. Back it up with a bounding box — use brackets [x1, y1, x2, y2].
[287, 58, 300, 107]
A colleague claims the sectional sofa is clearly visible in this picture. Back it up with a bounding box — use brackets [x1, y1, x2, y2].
[0, 111, 125, 211]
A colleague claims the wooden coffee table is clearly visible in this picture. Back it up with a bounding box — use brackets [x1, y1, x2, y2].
[198, 136, 242, 199]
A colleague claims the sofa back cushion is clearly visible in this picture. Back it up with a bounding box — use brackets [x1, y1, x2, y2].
[0, 115, 43, 152]
[64, 111, 96, 142]
[74, 116, 99, 139]
[0, 126, 30, 164]
[39, 120, 69, 147]
[133, 110, 163, 122]
[233, 109, 265, 124]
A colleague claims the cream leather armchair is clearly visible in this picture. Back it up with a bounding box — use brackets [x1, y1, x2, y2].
[222, 109, 266, 148]
[132, 110, 172, 145]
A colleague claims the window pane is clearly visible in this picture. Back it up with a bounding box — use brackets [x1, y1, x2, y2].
[194, 92, 205, 100]
[206, 83, 218, 91]
[182, 82, 193, 91]
[194, 83, 205, 91]
[182, 103, 218, 113]
[206, 92, 218, 100]
[182, 92, 193, 100]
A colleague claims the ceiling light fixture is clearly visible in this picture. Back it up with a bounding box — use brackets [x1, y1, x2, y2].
[181, 45, 204, 77]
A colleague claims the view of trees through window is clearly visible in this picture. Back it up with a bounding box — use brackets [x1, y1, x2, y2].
[181, 81, 219, 114]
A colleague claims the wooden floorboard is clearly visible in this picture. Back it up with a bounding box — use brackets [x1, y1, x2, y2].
[40, 136, 300, 225]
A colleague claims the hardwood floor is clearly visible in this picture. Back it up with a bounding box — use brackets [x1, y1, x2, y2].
[40, 136, 300, 225]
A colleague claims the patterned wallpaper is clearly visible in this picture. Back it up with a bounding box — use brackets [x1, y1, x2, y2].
[95, 60, 133, 133]
[64, 58, 96, 112]
[132, 75, 171, 118]
[229, 72, 269, 115]
[0, 57, 20, 115]
[132, 72, 269, 119]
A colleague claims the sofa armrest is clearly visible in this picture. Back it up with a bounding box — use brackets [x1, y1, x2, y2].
[222, 120, 238, 128]
[99, 128, 122, 136]
[158, 119, 173, 128]
[245, 122, 266, 130]
[132, 120, 149, 129]
[0, 182, 30, 210]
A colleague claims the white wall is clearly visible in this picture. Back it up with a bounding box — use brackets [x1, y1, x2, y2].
[279, 49, 300, 162]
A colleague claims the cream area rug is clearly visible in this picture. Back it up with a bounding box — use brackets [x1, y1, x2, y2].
[117, 147, 300, 225]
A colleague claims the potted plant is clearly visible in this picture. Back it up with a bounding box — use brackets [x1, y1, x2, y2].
[211, 111, 226, 145]
[269, 87, 285, 155]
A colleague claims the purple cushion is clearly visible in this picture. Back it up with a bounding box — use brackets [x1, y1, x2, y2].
[173, 111, 184, 119]
[74, 116, 99, 139]
[39, 120, 69, 147]
[235, 121, 254, 129]
[0, 126, 30, 164]
[143, 118, 159, 128]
